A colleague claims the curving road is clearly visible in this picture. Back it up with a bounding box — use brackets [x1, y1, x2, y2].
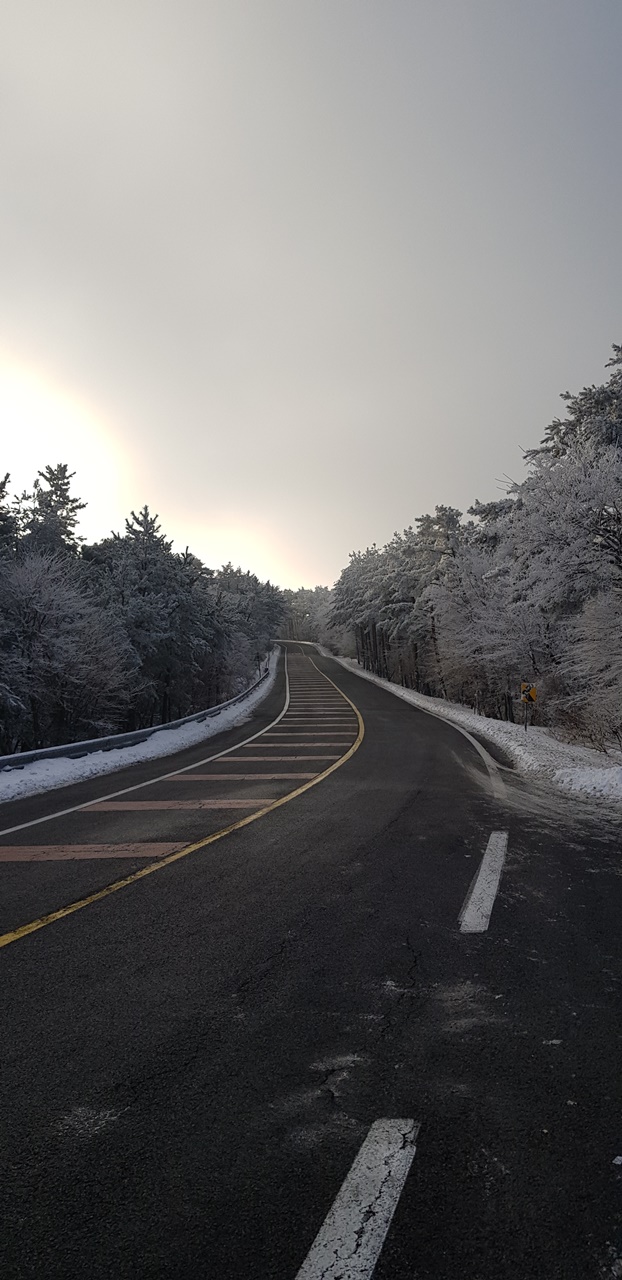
[0, 645, 621, 1278]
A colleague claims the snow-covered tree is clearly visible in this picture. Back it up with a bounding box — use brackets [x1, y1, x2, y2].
[282, 586, 336, 647]
[329, 344, 622, 744]
[563, 593, 622, 749]
[0, 474, 18, 557]
[0, 552, 136, 752]
[0, 473, 286, 751]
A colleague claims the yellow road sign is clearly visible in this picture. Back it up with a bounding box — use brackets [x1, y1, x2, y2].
[521, 683, 537, 702]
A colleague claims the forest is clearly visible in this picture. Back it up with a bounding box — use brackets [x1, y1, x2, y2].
[0, 471, 285, 754]
[3, 346, 621, 756]
[323, 346, 622, 750]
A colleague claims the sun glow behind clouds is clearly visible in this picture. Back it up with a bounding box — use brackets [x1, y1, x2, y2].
[1, 352, 133, 540]
[172, 515, 320, 590]
[0, 357, 316, 586]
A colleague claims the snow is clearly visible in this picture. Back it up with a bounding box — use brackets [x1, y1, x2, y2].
[5, 639, 621, 809]
[0, 649, 280, 804]
[327, 654, 622, 805]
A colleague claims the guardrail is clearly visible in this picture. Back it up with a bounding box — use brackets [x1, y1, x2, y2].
[0, 664, 272, 772]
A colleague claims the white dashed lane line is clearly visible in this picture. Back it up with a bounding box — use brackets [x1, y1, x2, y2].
[294, 1118, 419, 1280]
[459, 831, 509, 933]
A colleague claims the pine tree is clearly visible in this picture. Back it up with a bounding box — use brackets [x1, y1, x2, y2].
[0, 473, 18, 556]
[21, 464, 87, 553]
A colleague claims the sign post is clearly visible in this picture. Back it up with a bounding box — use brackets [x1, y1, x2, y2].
[520, 682, 537, 730]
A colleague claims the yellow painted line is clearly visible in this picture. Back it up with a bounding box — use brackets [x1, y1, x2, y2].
[0, 655, 364, 951]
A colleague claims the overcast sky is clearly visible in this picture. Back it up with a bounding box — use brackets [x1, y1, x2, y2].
[1, 1, 621, 587]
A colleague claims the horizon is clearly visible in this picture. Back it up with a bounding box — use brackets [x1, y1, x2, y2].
[2, 2, 621, 587]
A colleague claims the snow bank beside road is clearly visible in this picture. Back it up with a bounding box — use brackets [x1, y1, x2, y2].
[329, 655, 622, 805]
[0, 649, 280, 804]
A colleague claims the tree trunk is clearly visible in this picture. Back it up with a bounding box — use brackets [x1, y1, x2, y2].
[429, 611, 447, 699]
[30, 696, 41, 749]
[412, 642, 420, 691]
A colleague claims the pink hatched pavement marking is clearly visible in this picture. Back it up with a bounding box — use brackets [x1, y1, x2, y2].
[0, 843, 187, 862]
[89, 799, 278, 811]
[219, 755, 341, 761]
[169, 772, 318, 780]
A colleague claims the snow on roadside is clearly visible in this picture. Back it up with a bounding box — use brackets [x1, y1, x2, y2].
[328, 654, 622, 804]
[0, 649, 280, 803]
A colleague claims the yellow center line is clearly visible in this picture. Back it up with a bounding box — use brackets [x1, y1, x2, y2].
[0, 653, 364, 951]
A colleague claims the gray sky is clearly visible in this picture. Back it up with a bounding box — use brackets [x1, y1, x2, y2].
[1, 0, 621, 587]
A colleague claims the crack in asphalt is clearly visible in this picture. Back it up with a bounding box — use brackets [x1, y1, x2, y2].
[109, 934, 298, 1109]
[375, 933, 427, 1042]
[235, 933, 296, 1003]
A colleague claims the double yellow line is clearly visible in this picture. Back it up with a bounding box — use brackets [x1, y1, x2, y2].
[0, 657, 364, 951]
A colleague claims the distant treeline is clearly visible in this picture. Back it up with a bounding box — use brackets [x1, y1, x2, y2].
[0, 468, 286, 753]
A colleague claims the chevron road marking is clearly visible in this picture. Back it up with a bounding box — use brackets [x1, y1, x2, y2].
[0, 654, 364, 949]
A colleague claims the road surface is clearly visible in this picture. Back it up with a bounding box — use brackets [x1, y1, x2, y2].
[1, 645, 621, 1278]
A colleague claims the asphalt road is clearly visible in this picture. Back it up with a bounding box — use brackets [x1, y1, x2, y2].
[1, 645, 621, 1279]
